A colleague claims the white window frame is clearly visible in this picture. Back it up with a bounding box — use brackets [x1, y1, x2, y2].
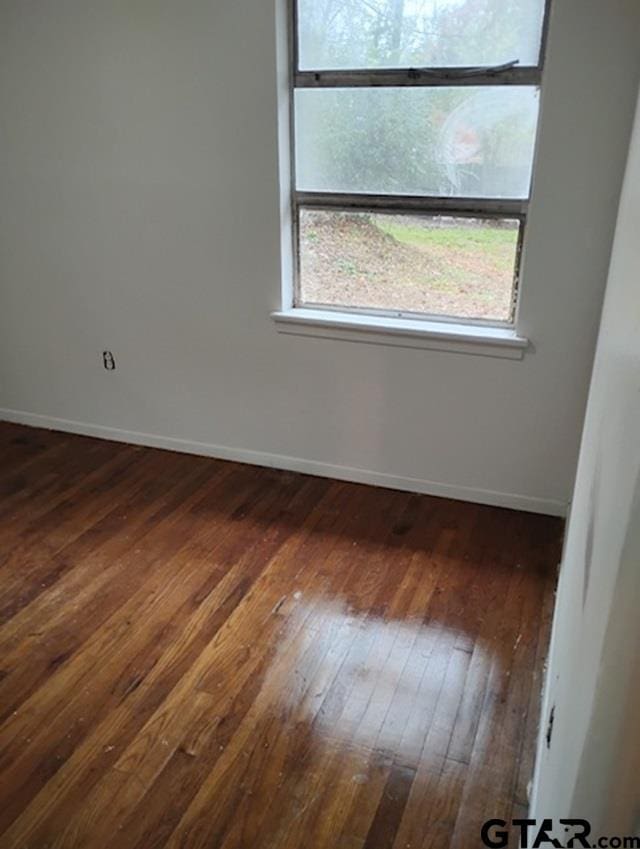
[273, 0, 552, 358]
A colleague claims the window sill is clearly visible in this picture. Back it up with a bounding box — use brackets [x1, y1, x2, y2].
[271, 308, 529, 359]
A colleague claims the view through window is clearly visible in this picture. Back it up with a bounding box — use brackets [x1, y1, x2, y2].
[290, 0, 549, 325]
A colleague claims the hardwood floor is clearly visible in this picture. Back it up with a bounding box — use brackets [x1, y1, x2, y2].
[0, 422, 562, 849]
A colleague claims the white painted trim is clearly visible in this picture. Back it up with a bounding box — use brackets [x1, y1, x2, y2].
[0, 407, 566, 516]
[272, 308, 530, 359]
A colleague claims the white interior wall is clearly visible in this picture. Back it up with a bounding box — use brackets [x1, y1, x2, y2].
[530, 88, 640, 834]
[0, 0, 639, 515]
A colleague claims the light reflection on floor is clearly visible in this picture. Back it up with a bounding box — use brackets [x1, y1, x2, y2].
[269, 598, 491, 766]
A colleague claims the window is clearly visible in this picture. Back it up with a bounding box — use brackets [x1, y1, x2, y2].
[283, 0, 550, 333]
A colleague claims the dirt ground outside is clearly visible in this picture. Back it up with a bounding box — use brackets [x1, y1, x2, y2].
[298, 211, 519, 322]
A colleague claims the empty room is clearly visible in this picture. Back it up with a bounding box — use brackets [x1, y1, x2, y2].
[0, 1, 639, 847]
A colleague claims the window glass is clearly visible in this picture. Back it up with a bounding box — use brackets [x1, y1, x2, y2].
[298, 209, 520, 322]
[295, 86, 539, 199]
[297, 0, 546, 71]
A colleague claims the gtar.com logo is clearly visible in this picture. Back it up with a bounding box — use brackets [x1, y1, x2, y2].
[481, 818, 640, 848]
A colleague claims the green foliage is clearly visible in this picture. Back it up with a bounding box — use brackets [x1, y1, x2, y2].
[298, 0, 543, 70]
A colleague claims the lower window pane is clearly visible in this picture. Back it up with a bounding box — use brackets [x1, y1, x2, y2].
[297, 209, 520, 323]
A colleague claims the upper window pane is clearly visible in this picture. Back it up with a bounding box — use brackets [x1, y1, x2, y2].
[295, 86, 539, 199]
[297, 0, 546, 71]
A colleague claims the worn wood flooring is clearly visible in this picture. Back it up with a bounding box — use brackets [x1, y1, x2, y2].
[0, 422, 562, 849]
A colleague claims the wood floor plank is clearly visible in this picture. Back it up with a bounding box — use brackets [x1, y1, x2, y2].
[0, 453, 222, 719]
[0, 474, 344, 847]
[334, 513, 492, 849]
[249, 510, 467, 849]
[0, 423, 65, 474]
[143, 489, 415, 849]
[444, 509, 522, 766]
[388, 509, 523, 849]
[0, 443, 142, 621]
[513, 523, 560, 810]
[108, 489, 415, 849]
[211, 502, 421, 848]
[446, 515, 554, 849]
[0, 470, 325, 842]
[0, 434, 125, 536]
[412, 758, 467, 849]
[0, 424, 563, 849]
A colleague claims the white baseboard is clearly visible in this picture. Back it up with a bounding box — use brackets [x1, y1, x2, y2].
[0, 407, 567, 516]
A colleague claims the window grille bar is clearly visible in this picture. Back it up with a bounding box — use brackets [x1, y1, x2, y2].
[295, 66, 541, 89]
[295, 192, 527, 220]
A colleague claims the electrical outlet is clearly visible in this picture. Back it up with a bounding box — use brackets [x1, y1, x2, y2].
[102, 351, 116, 371]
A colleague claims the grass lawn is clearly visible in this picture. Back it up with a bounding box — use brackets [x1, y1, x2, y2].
[376, 218, 517, 251]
